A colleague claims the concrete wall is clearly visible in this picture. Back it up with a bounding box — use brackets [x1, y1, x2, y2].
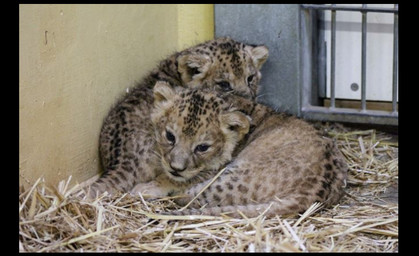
[215, 4, 301, 115]
[19, 4, 214, 188]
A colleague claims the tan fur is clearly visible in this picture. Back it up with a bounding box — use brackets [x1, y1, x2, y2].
[130, 82, 250, 196]
[90, 38, 268, 196]
[165, 94, 348, 218]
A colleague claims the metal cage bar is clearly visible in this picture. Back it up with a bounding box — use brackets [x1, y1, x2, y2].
[330, 5, 336, 108]
[392, 4, 399, 113]
[361, 4, 367, 111]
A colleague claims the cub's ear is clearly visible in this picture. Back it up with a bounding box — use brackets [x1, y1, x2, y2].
[250, 45, 269, 70]
[153, 81, 176, 106]
[220, 111, 251, 141]
[177, 53, 211, 82]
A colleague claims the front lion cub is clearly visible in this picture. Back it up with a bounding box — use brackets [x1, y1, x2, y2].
[128, 81, 250, 197]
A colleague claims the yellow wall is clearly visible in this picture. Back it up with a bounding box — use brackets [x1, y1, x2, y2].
[177, 4, 214, 50]
[19, 4, 214, 188]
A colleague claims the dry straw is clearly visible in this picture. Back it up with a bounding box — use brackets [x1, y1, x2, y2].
[19, 123, 398, 252]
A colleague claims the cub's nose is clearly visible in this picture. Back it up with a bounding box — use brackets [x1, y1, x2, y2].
[170, 163, 187, 173]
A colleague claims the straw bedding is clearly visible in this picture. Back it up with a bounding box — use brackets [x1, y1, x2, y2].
[19, 123, 398, 252]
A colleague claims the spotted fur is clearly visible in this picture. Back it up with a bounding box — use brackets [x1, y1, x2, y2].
[91, 38, 268, 196]
[164, 94, 349, 218]
[129, 82, 250, 197]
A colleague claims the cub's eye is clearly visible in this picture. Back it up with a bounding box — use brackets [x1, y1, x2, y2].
[165, 130, 176, 145]
[247, 75, 255, 84]
[194, 144, 210, 153]
[217, 81, 232, 92]
[190, 67, 200, 76]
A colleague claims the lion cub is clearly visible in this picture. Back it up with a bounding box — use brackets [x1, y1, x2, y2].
[128, 81, 251, 197]
[169, 94, 348, 218]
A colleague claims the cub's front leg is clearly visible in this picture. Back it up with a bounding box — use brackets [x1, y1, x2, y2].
[130, 174, 186, 198]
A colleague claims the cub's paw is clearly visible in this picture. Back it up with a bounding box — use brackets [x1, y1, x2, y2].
[130, 181, 168, 198]
[87, 183, 112, 199]
[173, 192, 202, 208]
[173, 195, 193, 206]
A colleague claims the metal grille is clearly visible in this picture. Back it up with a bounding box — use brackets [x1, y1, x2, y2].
[300, 4, 398, 126]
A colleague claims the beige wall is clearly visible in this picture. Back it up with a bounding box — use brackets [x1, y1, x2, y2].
[19, 4, 214, 188]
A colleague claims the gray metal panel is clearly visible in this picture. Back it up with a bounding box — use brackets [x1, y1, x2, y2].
[215, 4, 301, 115]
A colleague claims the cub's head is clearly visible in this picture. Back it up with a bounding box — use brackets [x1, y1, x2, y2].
[177, 37, 269, 100]
[151, 81, 250, 182]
